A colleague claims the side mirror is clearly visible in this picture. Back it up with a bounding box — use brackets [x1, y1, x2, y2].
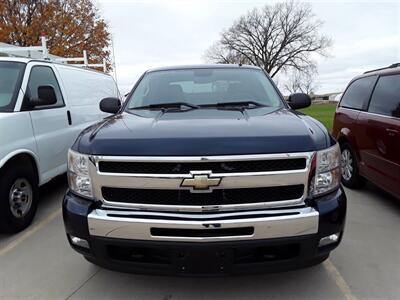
[100, 97, 121, 114]
[287, 93, 311, 109]
[30, 85, 57, 107]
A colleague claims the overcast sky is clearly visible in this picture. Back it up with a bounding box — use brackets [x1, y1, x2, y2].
[97, 0, 400, 95]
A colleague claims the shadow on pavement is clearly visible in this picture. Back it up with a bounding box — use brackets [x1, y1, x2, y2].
[69, 262, 345, 299]
[363, 181, 400, 212]
[38, 174, 68, 208]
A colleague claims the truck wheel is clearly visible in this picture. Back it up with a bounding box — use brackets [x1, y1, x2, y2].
[340, 142, 366, 189]
[0, 162, 38, 233]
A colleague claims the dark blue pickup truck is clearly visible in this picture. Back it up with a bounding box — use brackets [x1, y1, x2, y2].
[63, 64, 346, 275]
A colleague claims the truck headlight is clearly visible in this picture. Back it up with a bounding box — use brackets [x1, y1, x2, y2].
[68, 149, 93, 198]
[310, 143, 341, 196]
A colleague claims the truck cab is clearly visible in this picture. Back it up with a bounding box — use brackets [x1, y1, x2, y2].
[63, 65, 346, 275]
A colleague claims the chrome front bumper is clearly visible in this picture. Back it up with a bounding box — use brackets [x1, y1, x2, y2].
[88, 207, 319, 242]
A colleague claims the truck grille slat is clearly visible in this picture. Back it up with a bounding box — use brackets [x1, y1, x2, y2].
[101, 185, 305, 206]
[98, 158, 306, 174]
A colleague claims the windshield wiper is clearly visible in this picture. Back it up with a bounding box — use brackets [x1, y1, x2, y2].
[200, 101, 268, 109]
[130, 102, 200, 111]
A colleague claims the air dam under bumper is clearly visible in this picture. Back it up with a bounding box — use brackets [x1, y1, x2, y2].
[63, 188, 346, 275]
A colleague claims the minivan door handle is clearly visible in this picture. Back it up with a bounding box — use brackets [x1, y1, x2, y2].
[386, 128, 398, 136]
[67, 110, 72, 125]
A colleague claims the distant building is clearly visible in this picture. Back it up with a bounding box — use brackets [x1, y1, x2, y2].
[310, 92, 342, 102]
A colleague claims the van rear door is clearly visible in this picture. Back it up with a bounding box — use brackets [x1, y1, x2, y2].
[22, 63, 71, 183]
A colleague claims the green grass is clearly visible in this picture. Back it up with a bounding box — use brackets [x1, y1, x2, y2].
[299, 103, 337, 131]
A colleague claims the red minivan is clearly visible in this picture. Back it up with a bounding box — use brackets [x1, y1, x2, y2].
[333, 64, 400, 198]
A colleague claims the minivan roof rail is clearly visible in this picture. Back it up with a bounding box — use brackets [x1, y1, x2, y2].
[364, 63, 400, 74]
[0, 36, 107, 72]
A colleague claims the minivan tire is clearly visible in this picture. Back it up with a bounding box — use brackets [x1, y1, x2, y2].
[0, 162, 38, 233]
[340, 142, 366, 189]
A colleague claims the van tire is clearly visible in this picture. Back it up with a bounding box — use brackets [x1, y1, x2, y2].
[340, 142, 366, 189]
[0, 161, 38, 233]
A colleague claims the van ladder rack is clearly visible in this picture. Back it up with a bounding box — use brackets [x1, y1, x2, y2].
[0, 36, 107, 72]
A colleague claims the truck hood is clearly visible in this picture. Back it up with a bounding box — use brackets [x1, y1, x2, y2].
[74, 107, 330, 156]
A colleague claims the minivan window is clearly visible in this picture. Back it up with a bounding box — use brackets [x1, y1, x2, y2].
[0, 62, 25, 112]
[368, 74, 400, 118]
[126, 68, 283, 109]
[26, 66, 64, 109]
[340, 76, 377, 110]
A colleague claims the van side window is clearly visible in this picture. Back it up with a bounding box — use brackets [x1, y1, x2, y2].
[340, 76, 377, 110]
[368, 74, 400, 118]
[26, 66, 64, 109]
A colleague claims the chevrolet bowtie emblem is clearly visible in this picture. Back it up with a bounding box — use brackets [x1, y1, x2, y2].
[181, 172, 221, 192]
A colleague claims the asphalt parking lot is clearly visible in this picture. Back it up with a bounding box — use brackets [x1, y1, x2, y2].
[0, 177, 399, 300]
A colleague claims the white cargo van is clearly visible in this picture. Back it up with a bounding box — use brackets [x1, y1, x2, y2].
[0, 57, 120, 232]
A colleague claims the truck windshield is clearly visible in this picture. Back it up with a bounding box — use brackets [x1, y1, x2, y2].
[126, 68, 283, 110]
[0, 61, 26, 112]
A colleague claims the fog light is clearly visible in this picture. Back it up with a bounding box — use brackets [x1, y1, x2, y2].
[70, 235, 90, 249]
[319, 233, 340, 247]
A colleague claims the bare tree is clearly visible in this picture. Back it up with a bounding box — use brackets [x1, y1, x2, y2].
[204, 1, 331, 78]
[205, 43, 252, 65]
[284, 68, 318, 95]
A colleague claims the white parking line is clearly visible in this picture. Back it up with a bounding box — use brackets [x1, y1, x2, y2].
[324, 259, 358, 300]
[0, 208, 62, 256]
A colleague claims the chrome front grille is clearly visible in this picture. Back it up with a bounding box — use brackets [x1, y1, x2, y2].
[101, 185, 305, 205]
[98, 158, 307, 174]
[89, 153, 314, 212]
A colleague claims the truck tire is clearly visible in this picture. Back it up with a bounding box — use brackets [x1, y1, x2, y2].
[340, 142, 366, 189]
[0, 161, 38, 233]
